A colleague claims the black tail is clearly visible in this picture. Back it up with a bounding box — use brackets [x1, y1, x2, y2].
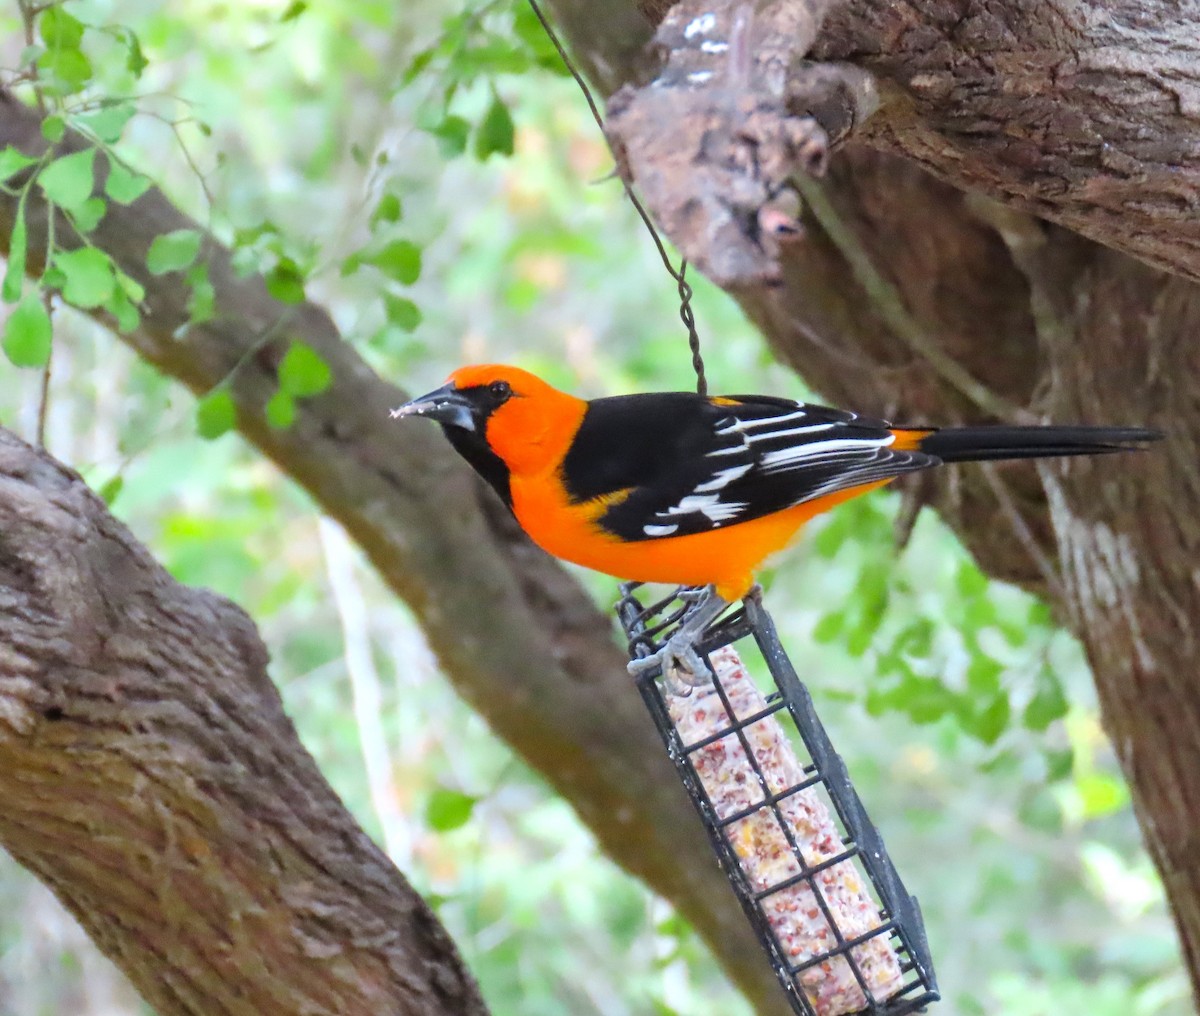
[916, 425, 1162, 463]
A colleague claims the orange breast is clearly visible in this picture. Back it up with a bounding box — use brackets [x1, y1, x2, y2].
[510, 476, 888, 601]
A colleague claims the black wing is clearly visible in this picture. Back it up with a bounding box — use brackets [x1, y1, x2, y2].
[560, 392, 940, 541]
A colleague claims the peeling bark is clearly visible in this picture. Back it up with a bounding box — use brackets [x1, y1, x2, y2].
[606, 0, 878, 285]
[0, 428, 488, 1016]
[627, 1, 1200, 283]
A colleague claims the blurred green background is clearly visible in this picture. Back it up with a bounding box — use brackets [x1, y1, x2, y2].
[0, 0, 1187, 1013]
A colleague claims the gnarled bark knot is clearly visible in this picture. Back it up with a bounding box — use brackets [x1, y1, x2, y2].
[606, 0, 878, 287]
[0, 428, 487, 1016]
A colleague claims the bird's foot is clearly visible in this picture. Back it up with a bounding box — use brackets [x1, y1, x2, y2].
[626, 585, 729, 692]
[628, 631, 713, 690]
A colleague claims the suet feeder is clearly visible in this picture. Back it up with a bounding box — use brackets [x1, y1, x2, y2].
[616, 584, 939, 1016]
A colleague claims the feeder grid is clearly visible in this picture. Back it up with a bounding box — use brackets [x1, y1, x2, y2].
[616, 584, 939, 1016]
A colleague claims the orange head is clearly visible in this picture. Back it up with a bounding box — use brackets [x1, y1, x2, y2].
[391, 364, 587, 482]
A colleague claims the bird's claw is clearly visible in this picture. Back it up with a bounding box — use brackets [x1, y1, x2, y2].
[626, 632, 713, 690]
[626, 585, 727, 695]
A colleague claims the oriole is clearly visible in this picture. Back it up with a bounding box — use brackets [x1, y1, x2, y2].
[393, 364, 1158, 680]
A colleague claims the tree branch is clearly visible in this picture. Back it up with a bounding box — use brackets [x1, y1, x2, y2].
[0, 427, 488, 1015]
[814, 0, 1200, 282]
[0, 90, 791, 1013]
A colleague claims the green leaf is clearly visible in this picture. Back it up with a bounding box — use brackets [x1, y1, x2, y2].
[457, 39, 531, 78]
[186, 262, 215, 324]
[195, 388, 236, 439]
[429, 115, 470, 158]
[426, 788, 477, 832]
[474, 91, 515, 159]
[370, 193, 403, 227]
[903, 678, 957, 725]
[147, 228, 202, 274]
[37, 148, 96, 211]
[107, 289, 140, 333]
[854, 564, 889, 624]
[969, 693, 1011, 746]
[955, 561, 988, 599]
[280, 0, 308, 20]
[1027, 600, 1052, 627]
[116, 270, 145, 305]
[77, 101, 136, 144]
[70, 195, 106, 233]
[37, 46, 93, 94]
[0, 146, 38, 183]
[384, 294, 421, 332]
[265, 389, 296, 429]
[892, 618, 934, 658]
[963, 594, 997, 630]
[811, 611, 843, 644]
[401, 48, 434, 87]
[97, 475, 124, 505]
[1023, 671, 1068, 732]
[265, 258, 306, 304]
[278, 343, 332, 398]
[39, 6, 85, 48]
[966, 654, 1003, 697]
[1044, 746, 1074, 782]
[123, 28, 148, 77]
[41, 115, 65, 143]
[105, 158, 151, 204]
[365, 239, 421, 285]
[3, 206, 26, 303]
[56, 246, 115, 308]
[512, 4, 571, 73]
[844, 622, 873, 658]
[1075, 772, 1129, 819]
[3, 294, 52, 367]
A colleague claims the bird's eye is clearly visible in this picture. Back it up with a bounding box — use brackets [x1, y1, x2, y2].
[489, 380, 513, 399]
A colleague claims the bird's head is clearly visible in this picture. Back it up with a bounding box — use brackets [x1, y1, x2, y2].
[391, 364, 585, 479]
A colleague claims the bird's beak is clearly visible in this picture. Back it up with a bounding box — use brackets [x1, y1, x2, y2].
[390, 383, 476, 431]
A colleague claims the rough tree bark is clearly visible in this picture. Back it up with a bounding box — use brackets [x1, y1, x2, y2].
[817, 0, 1200, 282]
[0, 428, 487, 1015]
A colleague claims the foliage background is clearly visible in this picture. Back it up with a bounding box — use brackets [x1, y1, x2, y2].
[0, 0, 1186, 1013]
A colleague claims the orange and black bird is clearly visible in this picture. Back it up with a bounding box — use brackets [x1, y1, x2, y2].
[393, 365, 1158, 680]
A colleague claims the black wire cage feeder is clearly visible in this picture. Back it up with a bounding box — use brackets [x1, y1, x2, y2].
[616, 583, 939, 1016]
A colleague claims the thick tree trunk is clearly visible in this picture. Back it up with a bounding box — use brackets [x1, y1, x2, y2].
[0, 428, 487, 1016]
